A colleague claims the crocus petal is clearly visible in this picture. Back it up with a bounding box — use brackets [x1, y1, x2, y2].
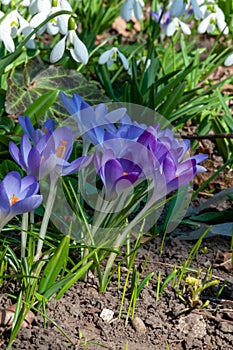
[50, 35, 66, 63]
[18, 115, 35, 140]
[42, 119, 55, 134]
[11, 195, 43, 216]
[103, 159, 124, 190]
[0, 182, 10, 214]
[60, 155, 92, 176]
[60, 92, 90, 116]
[27, 147, 42, 178]
[20, 134, 32, 168]
[9, 141, 21, 166]
[2, 171, 21, 198]
[20, 175, 39, 197]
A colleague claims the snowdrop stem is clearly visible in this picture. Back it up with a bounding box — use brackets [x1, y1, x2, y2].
[21, 212, 28, 260]
[34, 180, 57, 262]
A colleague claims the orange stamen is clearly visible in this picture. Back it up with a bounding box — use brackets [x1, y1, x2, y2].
[56, 140, 68, 158]
[43, 127, 47, 133]
[10, 193, 20, 206]
[123, 172, 128, 176]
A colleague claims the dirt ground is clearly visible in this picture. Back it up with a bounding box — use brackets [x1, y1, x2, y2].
[0, 234, 233, 350]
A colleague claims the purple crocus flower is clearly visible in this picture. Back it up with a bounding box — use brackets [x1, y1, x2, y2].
[9, 126, 92, 180]
[151, 8, 171, 33]
[18, 115, 55, 144]
[137, 125, 208, 192]
[0, 171, 42, 229]
[60, 92, 127, 145]
[94, 149, 143, 199]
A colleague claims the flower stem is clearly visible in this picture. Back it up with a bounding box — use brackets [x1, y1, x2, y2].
[34, 180, 57, 262]
[21, 212, 28, 260]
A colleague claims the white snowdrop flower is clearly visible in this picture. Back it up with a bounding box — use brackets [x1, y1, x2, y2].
[224, 52, 233, 67]
[0, 9, 35, 51]
[198, 3, 229, 34]
[29, 0, 52, 16]
[50, 17, 88, 64]
[189, 0, 203, 19]
[21, 0, 31, 6]
[99, 47, 129, 70]
[170, 0, 186, 18]
[0, 23, 15, 52]
[30, 0, 72, 35]
[121, 0, 145, 22]
[170, 0, 203, 19]
[166, 17, 191, 36]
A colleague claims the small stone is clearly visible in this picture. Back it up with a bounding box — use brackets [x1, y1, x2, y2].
[132, 316, 147, 334]
[178, 313, 206, 338]
[87, 286, 99, 295]
[100, 308, 114, 323]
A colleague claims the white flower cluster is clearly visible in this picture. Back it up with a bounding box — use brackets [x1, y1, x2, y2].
[151, 0, 229, 37]
[150, 0, 233, 66]
[0, 0, 88, 64]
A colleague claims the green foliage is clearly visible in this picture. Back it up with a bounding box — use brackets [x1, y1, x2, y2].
[0, 1, 233, 347]
[6, 63, 109, 124]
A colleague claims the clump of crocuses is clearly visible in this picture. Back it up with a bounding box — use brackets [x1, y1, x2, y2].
[61, 92, 208, 201]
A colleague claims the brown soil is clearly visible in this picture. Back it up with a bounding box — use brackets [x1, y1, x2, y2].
[0, 234, 233, 350]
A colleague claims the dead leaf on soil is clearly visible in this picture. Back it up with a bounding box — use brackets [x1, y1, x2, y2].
[0, 304, 34, 328]
[112, 17, 141, 37]
[214, 251, 233, 272]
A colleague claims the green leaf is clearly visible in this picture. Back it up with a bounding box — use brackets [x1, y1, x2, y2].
[0, 116, 14, 133]
[14, 90, 59, 135]
[137, 272, 154, 297]
[38, 235, 70, 294]
[158, 82, 186, 117]
[6, 64, 110, 120]
[55, 261, 93, 299]
[0, 160, 24, 180]
[212, 117, 230, 161]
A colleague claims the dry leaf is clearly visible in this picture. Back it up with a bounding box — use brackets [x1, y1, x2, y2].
[0, 304, 34, 328]
[214, 251, 233, 272]
[112, 17, 129, 37]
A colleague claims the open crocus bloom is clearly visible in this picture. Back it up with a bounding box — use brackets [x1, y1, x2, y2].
[94, 149, 143, 200]
[0, 171, 42, 230]
[9, 126, 92, 180]
[137, 125, 208, 192]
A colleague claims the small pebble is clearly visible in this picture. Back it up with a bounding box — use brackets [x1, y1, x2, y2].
[132, 316, 147, 334]
[100, 308, 114, 323]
